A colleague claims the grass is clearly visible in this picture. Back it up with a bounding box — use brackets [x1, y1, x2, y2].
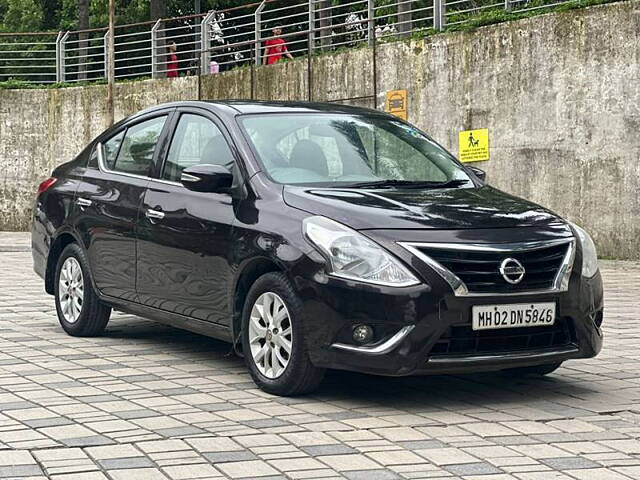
[444, 0, 622, 32]
[0, 79, 106, 90]
[0, 75, 153, 90]
[374, 0, 622, 43]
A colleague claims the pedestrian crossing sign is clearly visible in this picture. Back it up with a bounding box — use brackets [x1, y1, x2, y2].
[459, 128, 489, 163]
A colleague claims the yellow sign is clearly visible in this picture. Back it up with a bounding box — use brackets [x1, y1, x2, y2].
[459, 128, 489, 163]
[385, 90, 407, 120]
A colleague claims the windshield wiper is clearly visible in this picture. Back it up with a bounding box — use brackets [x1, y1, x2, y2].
[341, 179, 469, 189]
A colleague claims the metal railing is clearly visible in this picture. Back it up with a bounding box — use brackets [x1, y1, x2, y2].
[0, 0, 581, 84]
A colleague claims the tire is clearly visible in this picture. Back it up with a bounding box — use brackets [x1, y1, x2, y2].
[503, 362, 563, 377]
[241, 272, 325, 396]
[54, 243, 111, 337]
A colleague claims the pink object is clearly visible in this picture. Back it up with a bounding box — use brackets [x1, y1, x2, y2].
[209, 61, 219, 74]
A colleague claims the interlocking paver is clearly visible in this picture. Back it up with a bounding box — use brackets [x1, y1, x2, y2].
[1, 243, 640, 479]
[108, 468, 169, 480]
[269, 457, 327, 471]
[49, 473, 109, 480]
[416, 447, 480, 465]
[444, 461, 503, 475]
[34, 448, 99, 476]
[567, 468, 632, 480]
[541, 456, 602, 470]
[162, 463, 223, 479]
[343, 470, 401, 480]
[215, 459, 279, 478]
[319, 453, 382, 471]
[366, 449, 428, 466]
[302, 444, 358, 456]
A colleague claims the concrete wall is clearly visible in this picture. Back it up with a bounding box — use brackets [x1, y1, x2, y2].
[0, 77, 200, 230]
[385, 1, 640, 260]
[1, 0, 638, 258]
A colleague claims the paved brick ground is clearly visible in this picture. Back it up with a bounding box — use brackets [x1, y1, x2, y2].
[1, 239, 639, 479]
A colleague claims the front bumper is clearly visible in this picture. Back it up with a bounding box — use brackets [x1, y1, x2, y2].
[296, 267, 603, 377]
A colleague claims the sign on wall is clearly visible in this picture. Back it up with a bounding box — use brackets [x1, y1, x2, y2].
[385, 90, 408, 120]
[459, 128, 490, 163]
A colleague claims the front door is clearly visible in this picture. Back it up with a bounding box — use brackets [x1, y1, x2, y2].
[136, 111, 238, 325]
[74, 113, 170, 300]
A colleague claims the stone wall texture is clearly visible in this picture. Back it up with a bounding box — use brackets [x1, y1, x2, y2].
[1, 0, 638, 258]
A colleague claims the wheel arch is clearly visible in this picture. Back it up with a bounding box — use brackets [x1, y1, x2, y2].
[45, 230, 84, 295]
[231, 256, 285, 351]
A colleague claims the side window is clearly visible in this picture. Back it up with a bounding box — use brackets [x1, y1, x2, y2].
[102, 130, 124, 169]
[112, 116, 167, 176]
[162, 114, 235, 182]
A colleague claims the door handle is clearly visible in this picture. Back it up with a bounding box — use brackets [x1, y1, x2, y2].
[76, 198, 92, 210]
[145, 208, 165, 223]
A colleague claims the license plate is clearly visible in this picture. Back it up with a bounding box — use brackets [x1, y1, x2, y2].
[472, 303, 556, 331]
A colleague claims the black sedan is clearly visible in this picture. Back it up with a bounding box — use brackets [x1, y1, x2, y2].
[32, 101, 604, 395]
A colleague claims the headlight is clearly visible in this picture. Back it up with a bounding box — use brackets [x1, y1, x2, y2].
[303, 216, 420, 287]
[571, 223, 598, 278]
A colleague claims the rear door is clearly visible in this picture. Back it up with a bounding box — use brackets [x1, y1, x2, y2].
[135, 108, 238, 325]
[74, 111, 173, 300]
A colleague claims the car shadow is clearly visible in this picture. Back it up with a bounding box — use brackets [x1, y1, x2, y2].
[101, 315, 596, 410]
[317, 368, 585, 409]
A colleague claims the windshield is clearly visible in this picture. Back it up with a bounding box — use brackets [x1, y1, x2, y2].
[238, 113, 473, 188]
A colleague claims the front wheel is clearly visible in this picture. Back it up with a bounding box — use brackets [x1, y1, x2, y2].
[54, 243, 111, 337]
[503, 362, 563, 377]
[241, 272, 325, 396]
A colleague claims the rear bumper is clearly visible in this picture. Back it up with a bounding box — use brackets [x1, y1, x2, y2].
[33, 248, 46, 280]
[31, 212, 49, 282]
[297, 268, 604, 377]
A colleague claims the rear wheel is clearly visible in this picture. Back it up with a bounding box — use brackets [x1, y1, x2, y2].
[54, 243, 111, 337]
[242, 272, 325, 396]
[503, 362, 562, 376]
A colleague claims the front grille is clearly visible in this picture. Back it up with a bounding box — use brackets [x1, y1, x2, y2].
[417, 242, 570, 294]
[429, 317, 576, 357]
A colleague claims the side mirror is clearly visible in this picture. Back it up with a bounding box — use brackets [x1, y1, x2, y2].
[468, 166, 486, 182]
[180, 164, 233, 193]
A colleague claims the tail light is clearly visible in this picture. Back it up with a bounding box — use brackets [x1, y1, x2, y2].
[37, 177, 57, 195]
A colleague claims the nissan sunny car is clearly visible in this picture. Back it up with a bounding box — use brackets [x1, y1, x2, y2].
[32, 101, 604, 395]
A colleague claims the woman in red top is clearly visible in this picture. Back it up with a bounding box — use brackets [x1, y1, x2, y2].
[263, 26, 294, 65]
[167, 42, 178, 78]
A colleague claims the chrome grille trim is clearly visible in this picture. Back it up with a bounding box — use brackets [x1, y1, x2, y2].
[399, 238, 575, 297]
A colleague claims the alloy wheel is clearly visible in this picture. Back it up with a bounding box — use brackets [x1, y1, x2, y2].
[58, 257, 84, 324]
[248, 291, 293, 379]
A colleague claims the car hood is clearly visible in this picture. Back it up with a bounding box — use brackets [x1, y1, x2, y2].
[283, 185, 565, 230]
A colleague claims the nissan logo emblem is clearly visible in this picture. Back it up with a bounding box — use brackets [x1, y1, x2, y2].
[499, 258, 525, 284]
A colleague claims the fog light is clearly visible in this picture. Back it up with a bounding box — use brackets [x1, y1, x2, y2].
[352, 324, 374, 344]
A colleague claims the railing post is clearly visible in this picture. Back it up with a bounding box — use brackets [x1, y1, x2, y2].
[317, 0, 332, 50]
[55, 31, 63, 82]
[308, 0, 315, 55]
[367, 0, 374, 47]
[201, 11, 217, 75]
[434, 0, 446, 31]
[398, 0, 413, 38]
[254, 1, 266, 66]
[151, 19, 161, 79]
[59, 31, 69, 82]
[78, 31, 88, 81]
[504, 0, 512, 11]
[103, 31, 109, 80]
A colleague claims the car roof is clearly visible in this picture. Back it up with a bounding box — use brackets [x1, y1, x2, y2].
[135, 100, 386, 117]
